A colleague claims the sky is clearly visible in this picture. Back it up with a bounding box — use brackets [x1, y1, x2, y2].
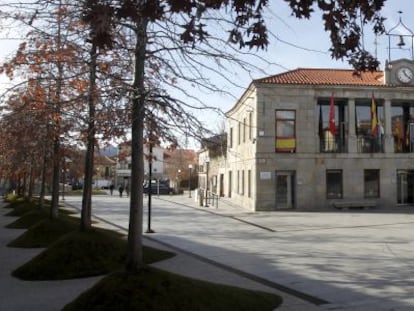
[173, 0, 414, 144]
[202, 0, 414, 120]
[0, 1, 413, 148]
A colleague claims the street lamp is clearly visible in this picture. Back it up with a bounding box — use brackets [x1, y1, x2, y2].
[204, 157, 210, 207]
[177, 169, 181, 194]
[188, 164, 193, 198]
[146, 141, 155, 233]
[61, 157, 72, 201]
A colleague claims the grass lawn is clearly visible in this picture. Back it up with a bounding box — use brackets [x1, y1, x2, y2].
[4, 198, 283, 310]
[63, 268, 283, 311]
[12, 227, 174, 280]
[4, 200, 42, 217]
[7, 216, 79, 248]
[5, 208, 50, 229]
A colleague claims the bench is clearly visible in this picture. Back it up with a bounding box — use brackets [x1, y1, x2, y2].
[332, 200, 377, 210]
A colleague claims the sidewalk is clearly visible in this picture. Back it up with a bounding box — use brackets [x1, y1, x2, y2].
[0, 200, 319, 311]
[0, 202, 102, 311]
[85, 192, 414, 310]
[4, 193, 414, 310]
[82, 194, 326, 311]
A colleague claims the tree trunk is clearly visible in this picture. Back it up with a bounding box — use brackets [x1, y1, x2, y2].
[126, 17, 148, 272]
[27, 165, 34, 201]
[39, 150, 47, 209]
[50, 138, 60, 219]
[50, 0, 63, 220]
[81, 42, 97, 231]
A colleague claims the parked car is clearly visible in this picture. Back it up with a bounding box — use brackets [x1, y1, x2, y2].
[71, 182, 83, 190]
[143, 182, 172, 195]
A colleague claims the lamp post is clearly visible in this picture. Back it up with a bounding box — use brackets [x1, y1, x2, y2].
[177, 169, 181, 194]
[204, 157, 210, 207]
[146, 141, 154, 233]
[61, 157, 72, 200]
[188, 164, 193, 198]
[61, 168, 65, 201]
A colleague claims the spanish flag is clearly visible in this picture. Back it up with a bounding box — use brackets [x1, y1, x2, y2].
[371, 93, 378, 138]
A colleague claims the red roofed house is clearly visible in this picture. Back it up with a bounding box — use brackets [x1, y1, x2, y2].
[225, 58, 414, 210]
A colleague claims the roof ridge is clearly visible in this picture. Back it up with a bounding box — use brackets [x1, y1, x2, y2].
[253, 67, 384, 86]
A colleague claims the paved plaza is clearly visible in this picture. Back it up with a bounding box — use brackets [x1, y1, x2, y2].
[62, 194, 414, 310]
[2, 194, 414, 310]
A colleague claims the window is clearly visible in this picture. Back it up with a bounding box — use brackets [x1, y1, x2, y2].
[318, 100, 348, 153]
[241, 170, 245, 195]
[228, 170, 232, 198]
[355, 101, 384, 153]
[237, 122, 241, 145]
[364, 170, 380, 198]
[243, 118, 246, 143]
[397, 170, 414, 204]
[249, 112, 252, 140]
[238, 122, 241, 145]
[326, 170, 343, 199]
[391, 104, 414, 153]
[247, 170, 251, 198]
[275, 110, 296, 152]
[229, 128, 233, 148]
[237, 170, 239, 194]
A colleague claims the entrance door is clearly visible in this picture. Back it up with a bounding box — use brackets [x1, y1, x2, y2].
[397, 170, 414, 204]
[275, 171, 295, 209]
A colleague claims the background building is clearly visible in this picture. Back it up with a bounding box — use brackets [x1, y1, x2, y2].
[115, 141, 165, 187]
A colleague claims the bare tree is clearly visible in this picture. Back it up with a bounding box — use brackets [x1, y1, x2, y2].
[0, 0, 387, 273]
[80, 0, 387, 272]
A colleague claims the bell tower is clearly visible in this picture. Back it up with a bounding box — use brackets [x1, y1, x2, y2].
[384, 11, 414, 85]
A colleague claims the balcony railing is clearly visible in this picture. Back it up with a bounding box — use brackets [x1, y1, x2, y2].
[319, 135, 386, 153]
[320, 136, 347, 153]
[357, 135, 384, 153]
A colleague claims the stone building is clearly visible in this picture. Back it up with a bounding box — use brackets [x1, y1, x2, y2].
[225, 58, 414, 211]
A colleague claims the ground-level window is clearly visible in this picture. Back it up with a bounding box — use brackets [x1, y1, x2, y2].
[397, 170, 414, 204]
[237, 170, 240, 194]
[228, 170, 232, 198]
[326, 170, 342, 199]
[364, 170, 380, 198]
[275, 110, 296, 152]
[247, 170, 251, 198]
[241, 170, 245, 195]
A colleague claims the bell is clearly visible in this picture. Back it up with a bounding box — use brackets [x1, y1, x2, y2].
[397, 35, 405, 48]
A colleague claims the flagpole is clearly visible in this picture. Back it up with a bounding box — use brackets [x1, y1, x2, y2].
[371, 93, 378, 138]
[329, 93, 335, 136]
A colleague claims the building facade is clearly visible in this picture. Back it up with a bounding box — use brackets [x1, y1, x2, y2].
[115, 142, 165, 187]
[197, 134, 227, 197]
[225, 59, 414, 211]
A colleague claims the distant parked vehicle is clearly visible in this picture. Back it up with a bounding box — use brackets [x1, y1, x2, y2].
[71, 182, 83, 190]
[143, 181, 172, 195]
[93, 179, 111, 189]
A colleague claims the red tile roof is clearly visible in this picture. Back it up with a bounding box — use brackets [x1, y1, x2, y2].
[254, 68, 384, 86]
